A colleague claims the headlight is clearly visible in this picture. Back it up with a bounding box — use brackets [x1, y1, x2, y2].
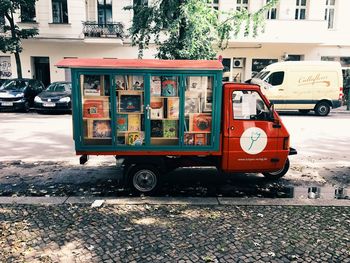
[15, 93, 24, 97]
[34, 96, 42, 103]
[59, 97, 70, 102]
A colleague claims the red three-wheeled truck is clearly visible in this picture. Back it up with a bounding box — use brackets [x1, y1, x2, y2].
[56, 58, 296, 193]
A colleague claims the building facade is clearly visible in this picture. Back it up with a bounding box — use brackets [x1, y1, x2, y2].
[1, 0, 350, 86]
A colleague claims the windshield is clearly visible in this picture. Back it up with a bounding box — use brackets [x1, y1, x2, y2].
[0, 80, 29, 92]
[253, 71, 270, 80]
[46, 83, 71, 92]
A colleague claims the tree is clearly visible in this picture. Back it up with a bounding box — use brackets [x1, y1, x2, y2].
[126, 0, 279, 60]
[0, 0, 38, 78]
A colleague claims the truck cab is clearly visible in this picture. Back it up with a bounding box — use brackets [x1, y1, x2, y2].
[221, 83, 293, 178]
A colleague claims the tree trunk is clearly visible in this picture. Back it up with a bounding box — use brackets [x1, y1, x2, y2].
[6, 7, 23, 78]
[14, 51, 22, 78]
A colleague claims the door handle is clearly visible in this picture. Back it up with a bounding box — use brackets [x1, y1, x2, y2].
[230, 126, 234, 130]
[278, 89, 284, 91]
[145, 104, 150, 119]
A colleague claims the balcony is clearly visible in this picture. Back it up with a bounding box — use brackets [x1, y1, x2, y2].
[82, 21, 124, 44]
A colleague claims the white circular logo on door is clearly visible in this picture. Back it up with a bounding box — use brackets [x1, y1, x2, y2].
[240, 127, 267, 155]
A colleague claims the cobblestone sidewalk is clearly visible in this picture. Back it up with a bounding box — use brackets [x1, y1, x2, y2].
[1, 204, 349, 262]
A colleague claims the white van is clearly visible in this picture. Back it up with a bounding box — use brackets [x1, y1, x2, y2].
[251, 61, 343, 116]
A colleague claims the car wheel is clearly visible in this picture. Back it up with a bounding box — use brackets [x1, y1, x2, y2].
[129, 165, 159, 194]
[23, 101, 30, 113]
[263, 158, 290, 180]
[314, 101, 330, 116]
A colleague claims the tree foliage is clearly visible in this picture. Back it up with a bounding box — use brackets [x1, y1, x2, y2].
[0, 0, 38, 77]
[126, 0, 279, 60]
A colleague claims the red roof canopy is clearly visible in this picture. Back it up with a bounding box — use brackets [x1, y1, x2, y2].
[55, 58, 223, 70]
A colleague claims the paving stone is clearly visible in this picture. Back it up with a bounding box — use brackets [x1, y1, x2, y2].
[0, 204, 349, 262]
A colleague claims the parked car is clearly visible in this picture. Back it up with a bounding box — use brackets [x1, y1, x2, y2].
[0, 78, 45, 112]
[34, 81, 72, 112]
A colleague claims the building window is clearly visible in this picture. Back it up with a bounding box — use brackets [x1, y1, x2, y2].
[236, 0, 248, 11]
[208, 0, 219, 11]
[295, 0, 307, 20]
[21, 4, 36, 22]
[285, 54, 304, 61]
[266, 0, 277, 19]
[251, 59, 278, 77]
[98, 0, 112, 25]
[325, 0, 335, 29]
[52, 0, 69, 24]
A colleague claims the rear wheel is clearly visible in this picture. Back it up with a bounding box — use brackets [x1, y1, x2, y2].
[129, 165, 159, 194]
[263, 158, 290, 180]
[314, 101, 330, 116]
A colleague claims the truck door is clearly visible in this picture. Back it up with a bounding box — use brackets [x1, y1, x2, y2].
[224, 86, 280, 173]
[263, 71, 286, 109]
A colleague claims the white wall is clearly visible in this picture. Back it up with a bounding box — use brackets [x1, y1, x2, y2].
[8, 40, 157, 81]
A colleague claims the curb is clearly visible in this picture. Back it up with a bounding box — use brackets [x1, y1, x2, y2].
[0, 196, 349, 206]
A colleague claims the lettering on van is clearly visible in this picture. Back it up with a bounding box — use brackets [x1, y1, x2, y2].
[298, 74, 330, 87]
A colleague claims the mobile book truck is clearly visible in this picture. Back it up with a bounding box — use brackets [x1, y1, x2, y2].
[56, 59, 296, 193]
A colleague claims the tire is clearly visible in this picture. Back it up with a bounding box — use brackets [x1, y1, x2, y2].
[298, 109, 310, 114]
[263, 158, 290, 180]
[314, 101, 330, 116]
[22, 101, 30, 113]
[128, 165, 159, 194]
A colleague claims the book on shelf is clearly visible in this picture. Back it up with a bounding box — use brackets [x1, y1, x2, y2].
[90, 120, 111, 138]
[117, 135, 126, 145]
[151, 76, 161, 96]
[151, 120, 163, 137]
[116, 114, 128, 131]
[128, 114, 141, 131]
[150, 97, 164, 119]
[163, 120, 177, 138]
[190, 113, 212, 133]
[116, 75, 128, 90]
[194, 133, 207, 146]
[82, 75, 104, 96]
[127, 132, 144, 146]
[167, 98, 179, 119]
[119, 92, 142, 112]
[184, 97, 200, 116]
[161, 77, 177, 97]
[188, 76, 202, 93]
[130, 75, 144, 91]
[184, 133, 195, 145]
[83, 98, 109, 118]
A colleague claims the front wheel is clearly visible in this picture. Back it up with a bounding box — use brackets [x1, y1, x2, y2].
[22, 101, 30, 113]
[314, 102, 330, 116]
[263, 158, 290, 180]
[129, 165, 159, 194]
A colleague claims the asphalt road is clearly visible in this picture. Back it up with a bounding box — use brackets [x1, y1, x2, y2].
[1, 111, 349, 262]
[0, 111, 349, 197]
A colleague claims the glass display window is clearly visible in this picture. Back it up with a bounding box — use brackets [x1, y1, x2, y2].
[184, 76, 213, 146]
[150, 76, 180, 146]
[81, 74, 112, 145]
[115, 75, 145, 146]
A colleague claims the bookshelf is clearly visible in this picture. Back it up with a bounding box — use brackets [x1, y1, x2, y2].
[78, 72, 215, 148]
